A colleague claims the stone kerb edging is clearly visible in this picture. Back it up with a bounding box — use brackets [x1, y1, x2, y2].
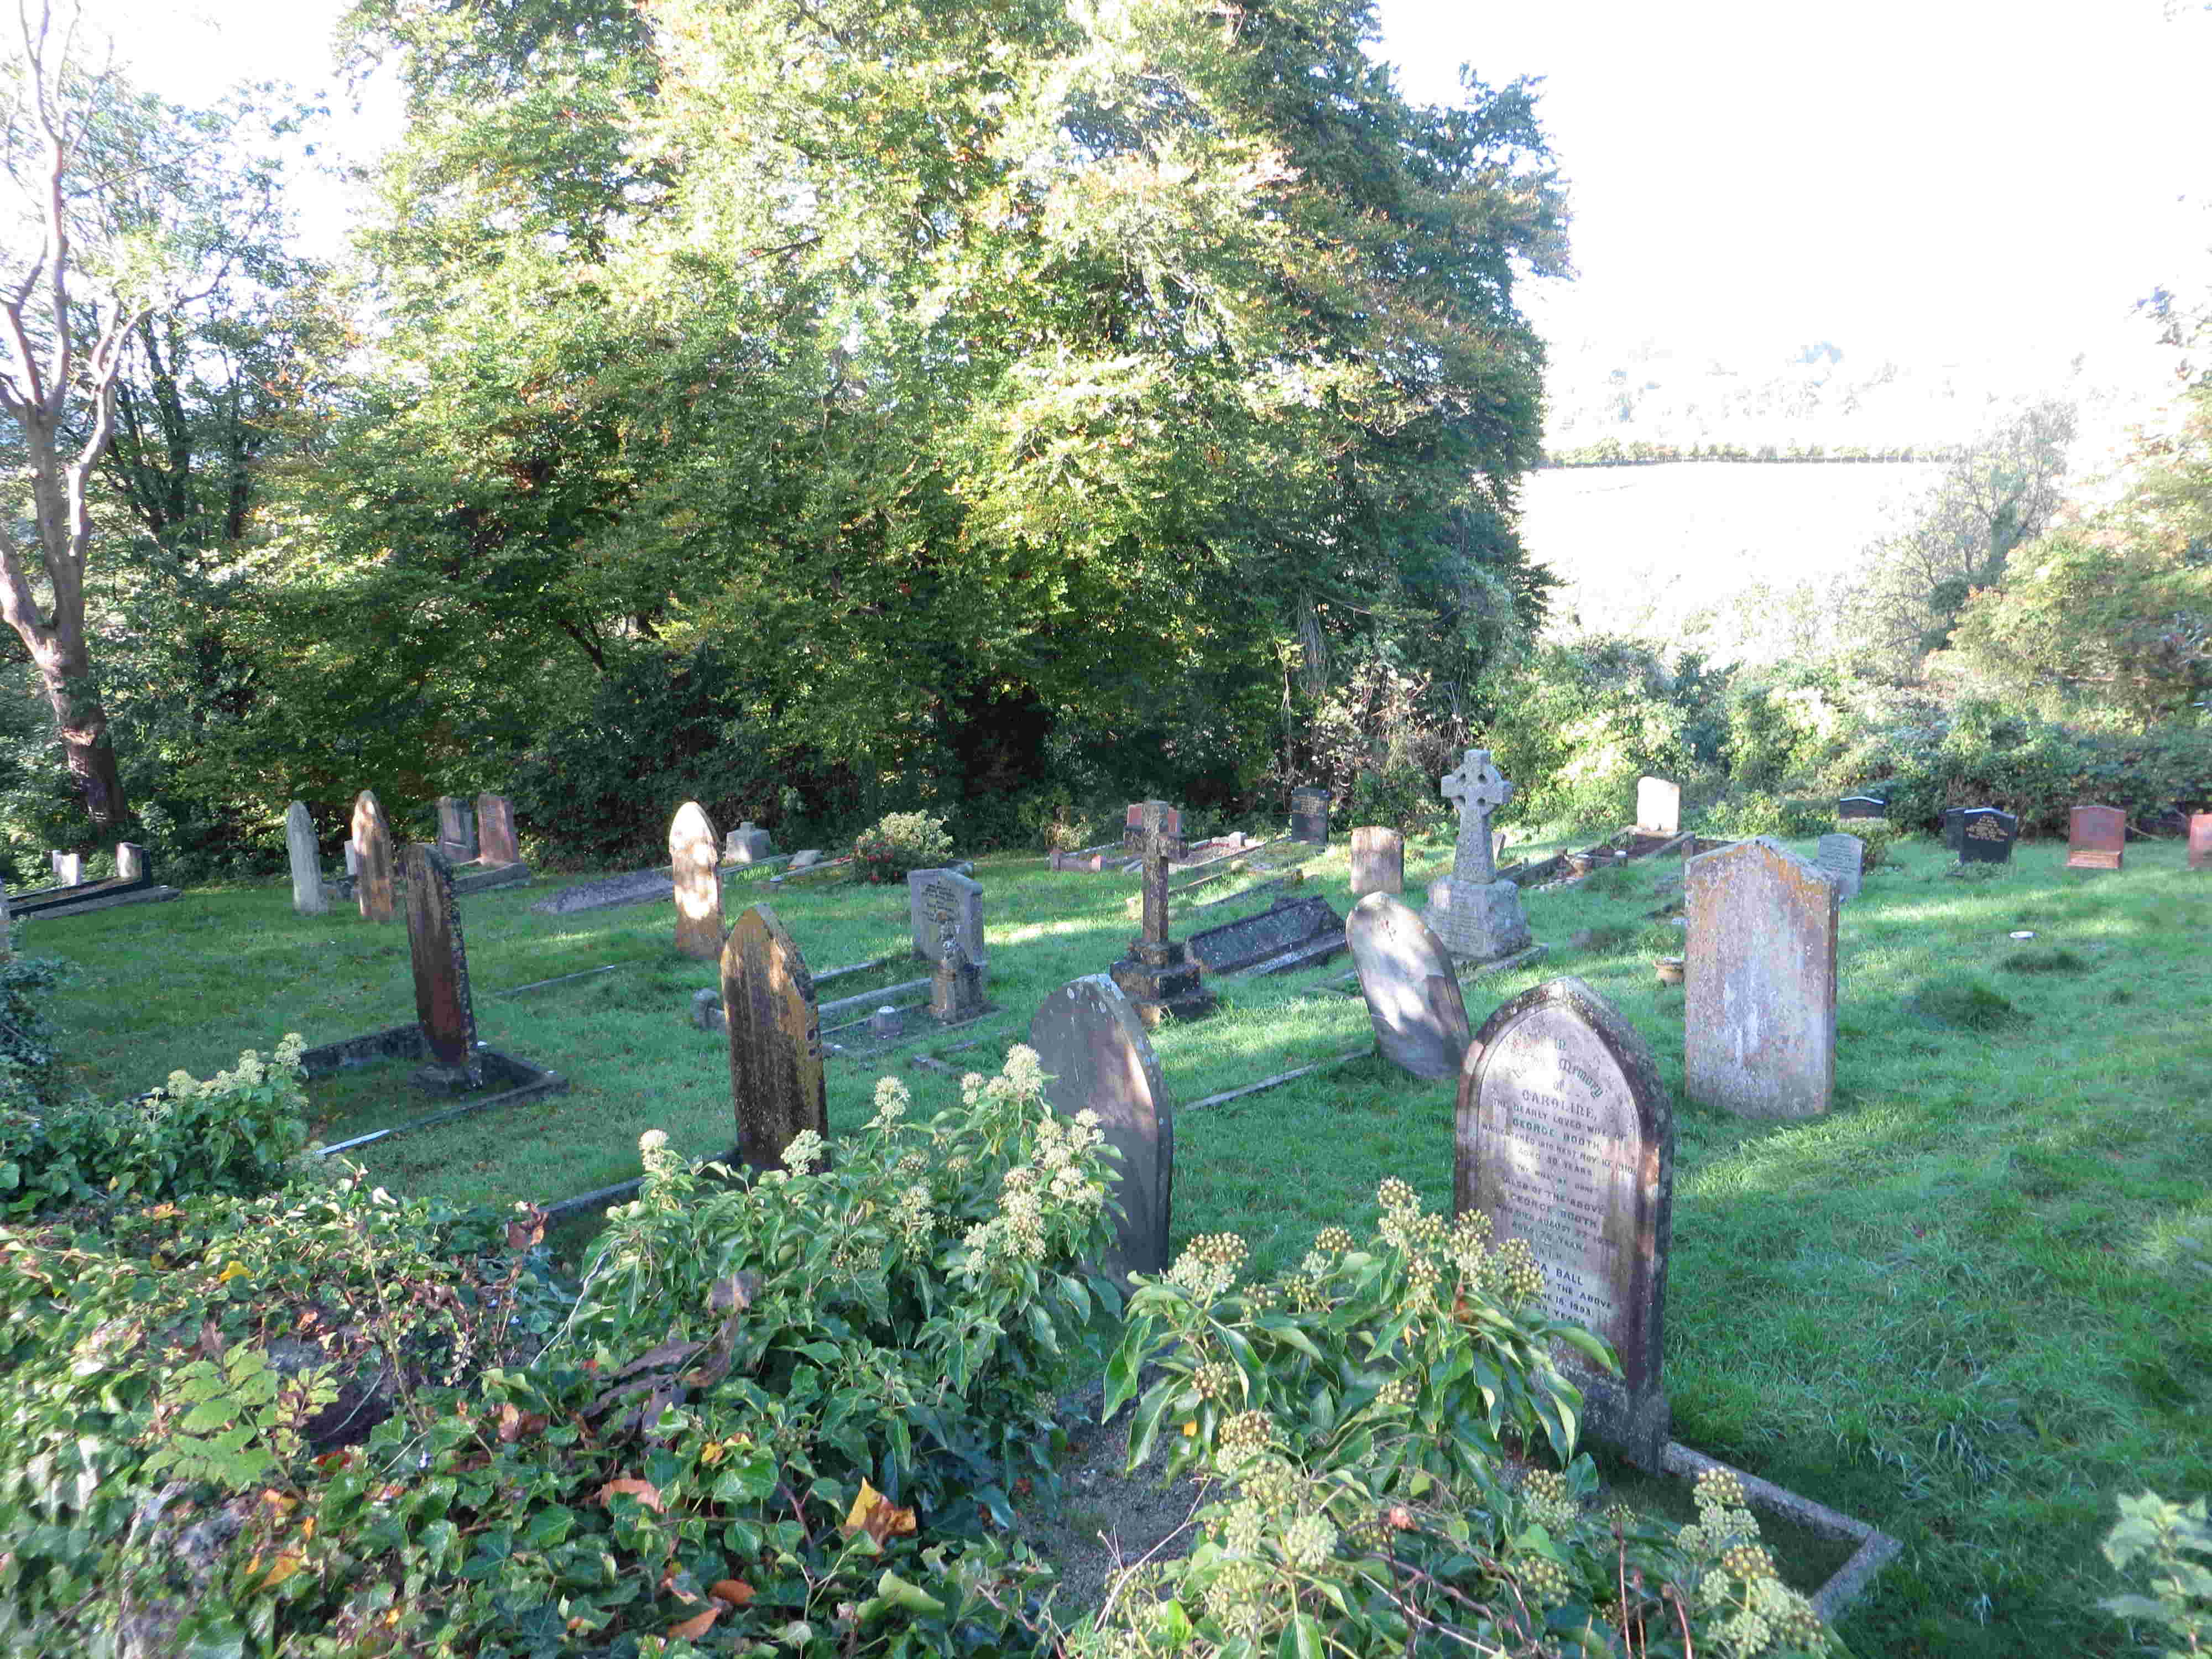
[1660, 1442, 1901, 1621]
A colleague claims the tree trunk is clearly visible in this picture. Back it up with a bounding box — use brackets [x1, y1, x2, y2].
[33, 636, 127, 834]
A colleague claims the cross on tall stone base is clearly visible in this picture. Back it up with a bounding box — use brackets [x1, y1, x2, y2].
[1423, 749, 1533, 963]
[1109, 801, 1217, 1028]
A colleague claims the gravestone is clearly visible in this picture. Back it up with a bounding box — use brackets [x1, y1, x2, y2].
[1684, 837, 1837, 1120]
[869, 1005, 903, 1040]
[1456, 976, 1673, 1470]
[1350, 826, 1404, 898]
[1816, 832, 1864, 901]
[2067, 804, 2125, 872]
[436, 796, 477, 862]
[532, 868, 674, 915]
[1636, 776, 1681, 835]
[1943, 807, 1966, 853]
[477, 794, 520, 866]
[1346, 892, 1472, 1082]
[930, 922, 988, 1025]
[1030, 974, 1172, 1278]
[720, 904, 828, 1171]
[670, 802, 724, 959]
[1186, 893, 1343, 975]
[1109, 801, 1215, 1027]
[1838, 794, 1887, 821]
[352, 791, 397, 922]
[115, 843, 147, 883]
[2192, 814, 2212, 872]
[790, 849, 824, 870]
[1290, 787, 1331, 846]
[51, 852, 82, 886]
[1958, 807, 2017, 864]
[1423, 749, 1533, 963]
[908, 867, 985, 966]
[285, 802, 326, 916]
[726, 821, 772, 863]
[403, 844, 480, 1091]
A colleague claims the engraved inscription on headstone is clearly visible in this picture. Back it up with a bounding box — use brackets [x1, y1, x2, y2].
[908, 867, 985, 966]
[1815, 832, 1864, 902]
[352, 790, 398, 923]
[1290, 786, 1331, 846]
[2067, 804, 2125, 872]
[1030, 974, 1172, 1279]
[476, 793, 520, 866]
[1636, 776, 1680, 835]
[721, 904, 828, 1171]
[404, 843, 481, 1090]
[285, 802, 326, 916]
[671, 801, 724, 959]
[1684, 836, 1837, 1119]
[1350, 826, 1404, 898]
[1837, 794, 1887, 821]
[1959, 807, 2017, 864]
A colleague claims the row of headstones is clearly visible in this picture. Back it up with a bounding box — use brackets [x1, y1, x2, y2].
[40, 843, 150, 888]
[288, 791, 520, 919]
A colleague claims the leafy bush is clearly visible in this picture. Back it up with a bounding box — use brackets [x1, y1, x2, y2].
[1343, 763, 1446, 836]
[852, 810, 954, 883]
[1484, 640, 1704, 833]
[1853, 819, 1907, 870]
[2102, 1489, 2212, 1653]
[1703, 792, 1833, 839]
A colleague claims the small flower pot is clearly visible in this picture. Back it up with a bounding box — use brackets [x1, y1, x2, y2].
[1655, 956, 1686, 987]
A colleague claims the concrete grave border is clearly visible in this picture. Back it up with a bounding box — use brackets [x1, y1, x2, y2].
[303, 1026, 568, 1157]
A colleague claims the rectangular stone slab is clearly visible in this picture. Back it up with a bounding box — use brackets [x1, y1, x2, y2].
[1816, 832, 1863, 901]
[2192, 814, 2212, 871]
[721, 904, 828, 1171]
[908, 867, 985, 964]
[1684, 837, 1837, 1119]
[1186, 893, 1343, 976]
[1959, 808, 2017, 863]
[1290, 787, 1331, 846]
[1350, 826, 1403, 898]
[532, 868, 676, 915]
[1636, 776, 1680, 834]
[477, 793, 520, 865]
[2067, 803, 2124, 870]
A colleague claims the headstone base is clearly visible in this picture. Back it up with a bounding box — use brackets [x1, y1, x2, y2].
[1422, 875, 1533, 962]
[1109, 940, 1216, 1027]
[1575, 1370, 1672, 1474]
[408, 1057, 486, 1095]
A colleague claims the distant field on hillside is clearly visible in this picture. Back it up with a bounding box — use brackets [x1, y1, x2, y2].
[1521, 460, 1942, 662]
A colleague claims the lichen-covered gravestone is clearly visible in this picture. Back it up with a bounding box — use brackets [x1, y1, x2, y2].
[908, 867, 985, 966]
[1030, 974, 1172, 1278]
[1815, 832, 1864, 901]
[1684, 836, 1838, 1119]
[352, 790, 397, 923]
[1636, 776, 1680, 834]
[670, 802, 724, 959]
[286, 801, 326, 916]
[1423, 749, 1532, 963]
[1346, 892, 1471, 1082]
[2067, 804, 2125, 871]
[1350, 827, 1403, 898]
[721, 904, 827, 1171]
[404, 843, 481, 1091]
[1456, 976, 1673, 1470]
[477, 793, 520, 866]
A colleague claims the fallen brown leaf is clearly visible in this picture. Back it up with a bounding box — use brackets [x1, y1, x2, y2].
[598, 1477, 665, 1514]
[667, 1604, 723, 1641]
[711, 1578, 755, 1606]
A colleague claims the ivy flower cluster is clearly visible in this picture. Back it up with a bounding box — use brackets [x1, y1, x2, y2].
[1677, 1468, 1829, 1656]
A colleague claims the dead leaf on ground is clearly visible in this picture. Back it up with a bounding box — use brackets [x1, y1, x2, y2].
[842, 1479, 917, 1544]
[598, 1477, 665, 1514]
[667, 1604, 723, 1641]
[711, 1578, 755, 1606]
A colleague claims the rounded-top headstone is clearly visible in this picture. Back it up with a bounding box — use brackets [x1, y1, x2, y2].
[476, 792, 520, 867]
[719, 904, 827, 1171]
[908, 866, 985, 965]
[285, 801, 326, 916]
[1345, 891, 1471, 1081]
[351, 790, 397, 923]
[1029, 974, 1172, 1279]
[670, 801, 724, 959]
[1684, 836, 1837, 1119]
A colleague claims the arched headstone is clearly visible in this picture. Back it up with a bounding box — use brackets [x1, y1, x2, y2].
[352, 790, 397, 923]
[721, 904, 827, 1170]
[1345, 892, 1470, 1081]
[671, 802, 724, 959]
[1030, 974, 1172, 1278]
[404, 843, 480, 1090]
[285, 801, 326, 916]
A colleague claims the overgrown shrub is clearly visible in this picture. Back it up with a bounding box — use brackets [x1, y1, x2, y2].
[1854, 820, 1907, 870]
[1484, 640, 1707, 833]
[852, 810, 954, 882]
[2102, 1490, 2212, 1653]
[1703, 792, 1833, 839]
[1343, 763, 1446, 836]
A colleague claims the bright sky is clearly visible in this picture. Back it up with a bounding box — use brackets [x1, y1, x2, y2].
[93, 0, 2212, 381]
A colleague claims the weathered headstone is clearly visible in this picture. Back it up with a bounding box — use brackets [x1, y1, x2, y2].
[725, 821, 772, 863]
[1636, 776, 1681, 835]
[1346, 892, 1472, 1082]
[115, 843, 147, 883]
[1815, 832, 1864, 901]
[436, 796, 477, 862]
[790, 849, 824, 871]
[930, 922, 988, 1024]
[1350, 826, 1403, 898]
[1109, 801, 1215, 1026]
[869, 1005, 903, 1040]
[476, 794, 519, 866]
[1958, 807, 2017, 864]
[533, 868, 674, 915]
[1186, 893, 1343, 975]
[1684, 837, 1837, 1120]
[2067, 804, 2125, 871]
[2192, 813, 2212, 872]
[285, 802, 326, 916]
[51, 852, 82, 886]
[1456, 976, 1673, 1470]
[908, 867, 985, 966]
[345, 842, 362, 878]
[1838, 794, 1887, 821]
[670, 802, 724, 959]
[1030, 974, 1172, 1278]
[352, 791, 397, 922]
[1290, 787, 1331, 846]
[403, 843, 480, 1091]
[720, 904, 827, 1171]
[1943, 807, 1966, 853]
[1423, 749, 1533, 963]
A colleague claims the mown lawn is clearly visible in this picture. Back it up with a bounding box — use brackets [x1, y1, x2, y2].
[38, 826, 2212, 1658]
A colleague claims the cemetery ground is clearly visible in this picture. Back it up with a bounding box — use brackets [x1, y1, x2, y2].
[39, 829, 2212, 1658]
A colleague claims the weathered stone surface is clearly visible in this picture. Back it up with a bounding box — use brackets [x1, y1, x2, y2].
[721, 904, 827, 1172]
[477, 794, 520, 865]
[869, 1005, 904, 1039]
[1816, 832, 1864, 901]
[1959, 807, 2017, 863]
[1636, 776, 1680, 834]
[671, 802, 724, 959]
[1346, 892, 1471, 1082]
[726, 821, 772, 863]
[2192, 813, 2212, 872]
[1110, 800, 1215, 1027]
[1030, 974, 1172, 1277]
[532, 868, 674, 916]
[352, 791, 397, 923]
[1684, 837, 1837, 1119]
[2067, 803, 2125, 871]
[1187, 893, 1343, 976]
[403, 843, 479, 1090]
[790, 849, 823, 870]
[1424, 749, 1532, 963]
[930, 924, 989, 1024]
[1943, 807, 1966, 853]
[1457, 977, 1673, 1470]
[1291, 787, 1331, 846]
[1838, 794, 1887, 820]
[436, 796, 476, 862]
[285, 802, 326, 916]
[52, 852, 82, 886]
[116, 843, 147, 883]
[1350, 826, 1404, 898]
[909, 868, 985, 965]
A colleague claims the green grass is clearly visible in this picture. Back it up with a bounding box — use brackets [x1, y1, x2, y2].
[37, 828, 2212, 1657]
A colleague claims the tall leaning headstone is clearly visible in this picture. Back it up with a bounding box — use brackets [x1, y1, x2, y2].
[285, 802, 327, 916]
[721, 904, 827, 1171]
[1345, 892, 1472, 1081]
[1457, 977, 1673, 1470]
[670, 802, 724, 959]
[403, 843, 480, 1091]
[1685, 837, 1838, 1119]
[352, 790, 397, 923]
[1030, 974, 1172, 1279]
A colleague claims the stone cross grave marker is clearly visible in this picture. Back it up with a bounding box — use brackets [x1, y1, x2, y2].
[726, 821, 771, 863]
[1816, 832, 1864, 901]
[286, 801, 326, 916]
[1636, 776, 1680, 835]
[116, 843, 147, 883]
[721, 904, 828, 1171]
[436, 796, 477, 862]
[1031, 973, 1172, 1278]
[930, 920, 988, 1024]
[2192, 813, 2212, 872]
[1685, 836, 1838, 1119]
[1346, 891, 1472, 1081]
[1838, 794, 1887, 821]
[1457, 976, 1674, 1470]
[2067, 804, 2125, 871]
[1290, 786, 1332, 846]
[1109, 800, 1215, 1026]
[670, 802, 724, 959]
[404, 843, 481, 1091]
[1959, 807, 2017, 864]
[352, 790, 397, 922]
[1423, 749, 1532, 963]
[477, 794, 519, 866]
[1350, 826, 1403, 898]
[909, 867, 985, 966]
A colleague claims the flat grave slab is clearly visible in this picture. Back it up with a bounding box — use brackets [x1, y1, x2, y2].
[1186, 893, 1343, 976]
[533, 867, 675, 915]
